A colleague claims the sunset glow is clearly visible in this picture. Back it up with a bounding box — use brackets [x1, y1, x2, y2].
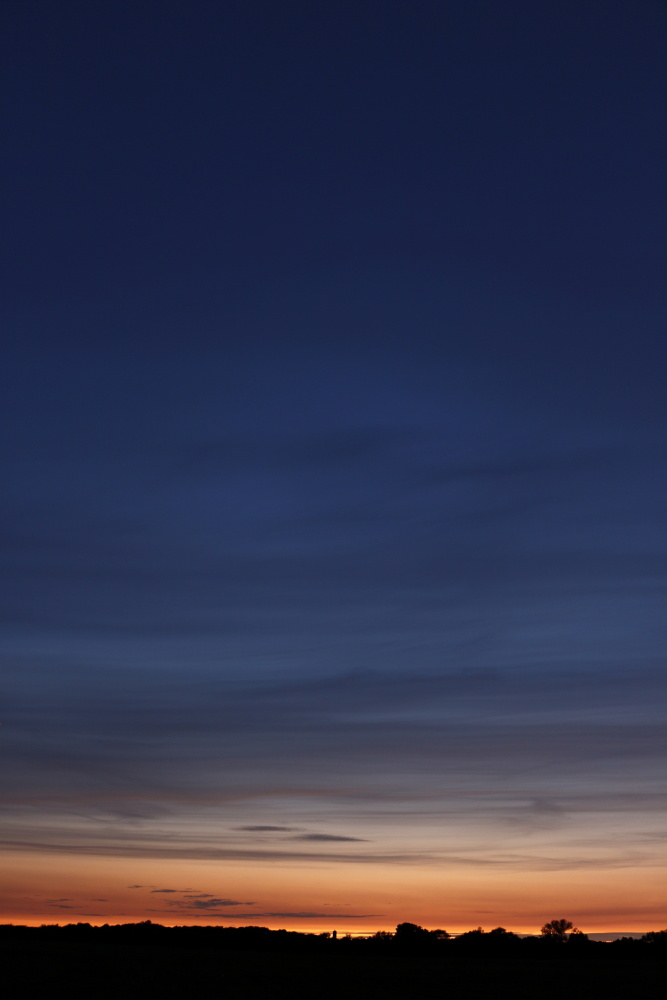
[3, 1, 666, 940]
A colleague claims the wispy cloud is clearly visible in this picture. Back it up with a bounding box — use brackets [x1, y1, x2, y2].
[290, 834, 367, 842]
[4, 659, 667, 875]
[149, 909, 383, 920]
[163, 897, 256, 910]
[258, 911, 383, 919]
[235, 825, 298, 832]
[194, 911, 383, 920]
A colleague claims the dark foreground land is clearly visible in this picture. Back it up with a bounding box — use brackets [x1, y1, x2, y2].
[3, 923, 666, 1000]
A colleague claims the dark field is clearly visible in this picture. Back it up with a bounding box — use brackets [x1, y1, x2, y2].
[4, 937, 665, 1000]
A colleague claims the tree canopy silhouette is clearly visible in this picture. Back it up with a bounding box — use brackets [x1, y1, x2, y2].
[540, 918, 579, 942]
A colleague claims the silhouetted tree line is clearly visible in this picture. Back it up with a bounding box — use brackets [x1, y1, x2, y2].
[1, 920, 667, 959]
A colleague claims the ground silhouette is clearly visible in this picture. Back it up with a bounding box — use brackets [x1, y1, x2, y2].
[2, 920, 666, 999]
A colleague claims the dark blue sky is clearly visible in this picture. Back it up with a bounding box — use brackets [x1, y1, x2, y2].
[2, 1, 667, 930]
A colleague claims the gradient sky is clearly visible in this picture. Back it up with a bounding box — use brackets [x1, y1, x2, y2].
[2, 0, 667, 934]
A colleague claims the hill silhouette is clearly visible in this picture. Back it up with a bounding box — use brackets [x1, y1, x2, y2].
[3, 920, 666, 999]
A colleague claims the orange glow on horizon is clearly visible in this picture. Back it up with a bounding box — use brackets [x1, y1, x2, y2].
[2, 848, 666, 936]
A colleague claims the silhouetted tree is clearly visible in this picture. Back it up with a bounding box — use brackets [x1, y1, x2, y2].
[540, 919, 578, 942]
[457, 927, 485, 939]
[394, 922, 428, 938]
[394, 922, 432, 949]
[488, 926, 520, 940]
[642, 929, 667, 946]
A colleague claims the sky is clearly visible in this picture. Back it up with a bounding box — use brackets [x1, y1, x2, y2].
[2, 0, 667, 934]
